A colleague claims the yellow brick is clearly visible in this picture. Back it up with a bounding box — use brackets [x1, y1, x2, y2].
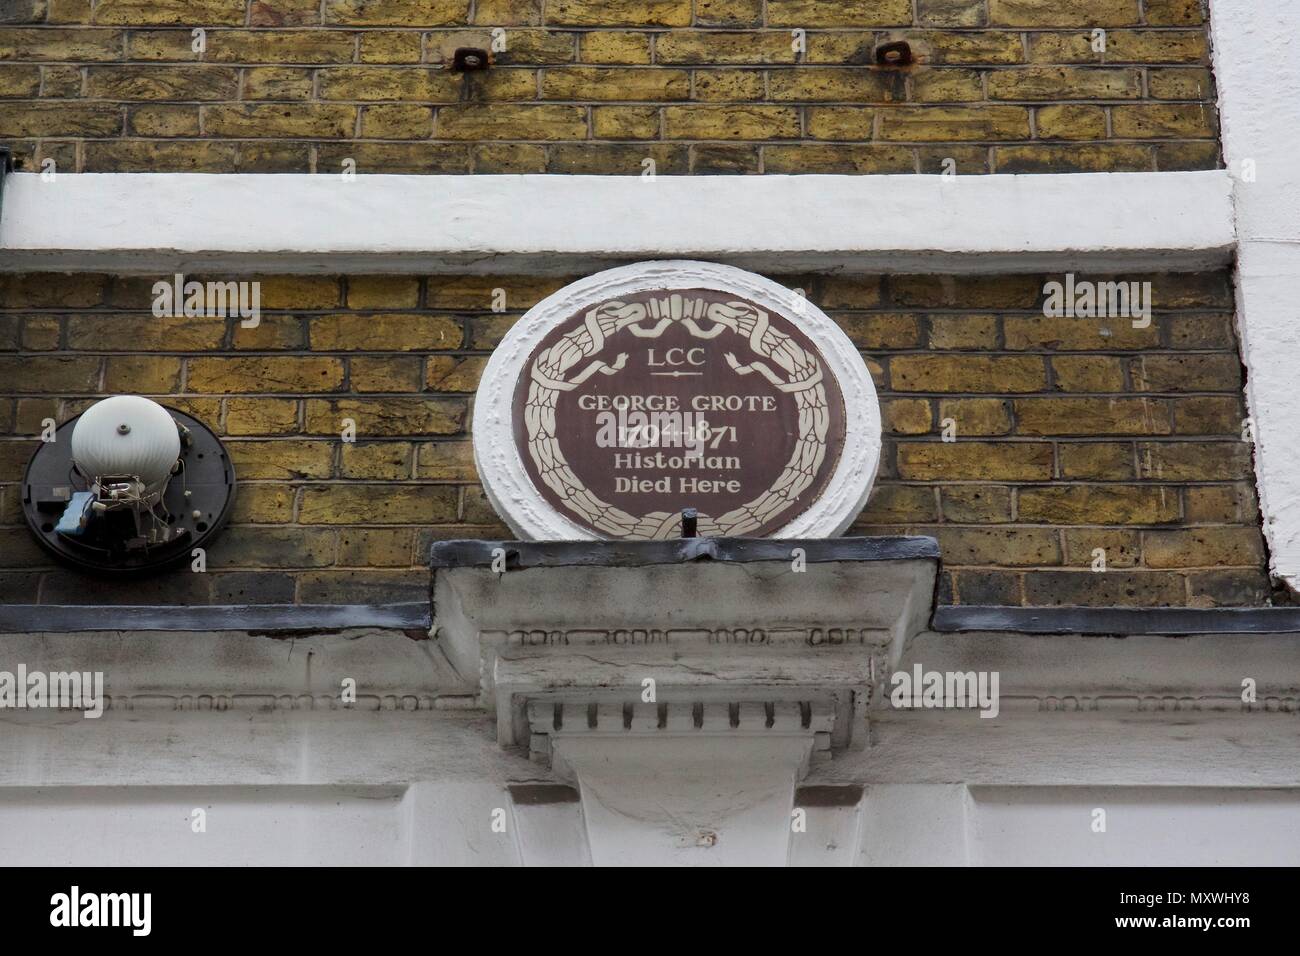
[204, 104, 355, 138]
[1052, 355, 1125, 392]
[94, 0, 244, 24]
[243, 67, 313, 100]
[989, 0, 1140, 27]
[104, 355, 181, 393]
[917, 0, 986, 27]
[995, 143, 1153, 173]
[692, 69, 765, 102]
[833, 312, 918, 348]
[1143, 528, 1264, 569]
[187, 357, 346, 393]
[227, 439, 334, 479]
[928, 314, 999, 349]
[549, 0, 690, 27]
[225, 398, 300, 435]
[541, 66, 689, 101]
[655, 30, 797, 64]
[695, 0, 762, 26]
[362, 104, 433, 138]
[1144, 0, 1205, 26]
[548, 143, 687, 174]
[941, 486, 1013, 523]
[473, 0, 542, 24]
[877, 105, 1030, 141]
[1004, 314, 1158, 350]
[0, 27, 123, 61]
[39, 65, 81, 97]
[350, 355, 423, 392]
[937, 398, 1013, 435]
[0, 66, 40, 97]
[86, 65, 238, 100]
[416, 440, 478, 480]
[425, 355, 487, 392]
[890, 274, 1041, 308]
[1063, 529, 1140, 567]
[340, 442, 413, 479]
[664, 105, 799, 140]
[472, 143, 546, 172]
[988, 67, 1141, 100]
[66, 314, 223, 351]
[1035, 104, 1107, 140]
[1112, 104, 1216, 138]
[204, 30, 356, 63]
[298, 483, 458, 523]
[319, 67, 459, 102]
[255, 276, 341, 309]
[127, 106, 200, 137]
[890, 355, 1045, 393]
[932, 526, 1062, 566]
[337, 527, 415, 567]
[0, 104, 120, 137]
[318, 142, 471, 173]
[249, 0, 321, 27]
[230, 484, 296, 523]
[592, 105, 660, 139]
[1173, 396, 1243, 435]
[770, 68, 899, 102]
[1029, 30, 1207, 64]
[1148, 68, 1213, 101]
[910, 68, 984, 103]
[580, 31, 651, 64]
[324, 0, 467, 26]
[359, 31, 424, 63]
[1019, 485, 1180, 524]
[766, 0, 911, 27]
[1131, 354, 1241, 393]
[1014, 397, 1172, 436]
[346, 277, 421, 309]
[898, 442, 1054, 480]
[437, 104, 588, 139]
[859, 485, 939, 523]
[310, 313, 460, 350]
[232, 315, 305, 350]
[304, 397, 466, 435]
[763, 143, 914, 173]
[425, 275, 569, 309]
[20, 316, 60, 350]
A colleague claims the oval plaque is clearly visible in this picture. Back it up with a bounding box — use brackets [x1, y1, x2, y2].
[474, 261, 881, 540]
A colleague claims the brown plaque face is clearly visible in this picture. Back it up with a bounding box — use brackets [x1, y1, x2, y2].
[510, 289, 846, 539]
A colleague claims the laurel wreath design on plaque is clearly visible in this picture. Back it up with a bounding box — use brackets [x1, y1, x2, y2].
[523, 293, 832, 539]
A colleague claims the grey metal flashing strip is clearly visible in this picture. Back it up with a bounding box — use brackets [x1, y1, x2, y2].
[932, 605, 1300, 636]
[0, 603, 431, 634]
[429, 535, 941, 570]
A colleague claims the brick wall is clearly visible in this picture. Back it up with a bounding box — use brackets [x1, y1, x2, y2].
[0, 269, 1268, 608]
[0, 0, 1218, 174]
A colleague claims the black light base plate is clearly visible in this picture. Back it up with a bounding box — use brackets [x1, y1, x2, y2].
[22, 406, 236, 575]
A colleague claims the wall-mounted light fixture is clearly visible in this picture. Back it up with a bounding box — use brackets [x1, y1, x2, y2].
[22, 396, 235, 574]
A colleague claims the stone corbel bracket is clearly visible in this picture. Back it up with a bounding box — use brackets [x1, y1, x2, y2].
[430, 537, 939, 766]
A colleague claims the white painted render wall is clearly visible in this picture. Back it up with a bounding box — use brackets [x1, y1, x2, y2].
[1208, 0, 1300, 591]
[3, 628, 1300, 866]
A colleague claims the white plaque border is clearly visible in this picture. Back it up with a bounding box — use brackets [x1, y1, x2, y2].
[472, 260, 882, 541]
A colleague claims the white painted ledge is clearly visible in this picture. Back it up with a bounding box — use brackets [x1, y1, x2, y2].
[1209, 0, 1300, 592]
[0, 170, 1234, 276]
